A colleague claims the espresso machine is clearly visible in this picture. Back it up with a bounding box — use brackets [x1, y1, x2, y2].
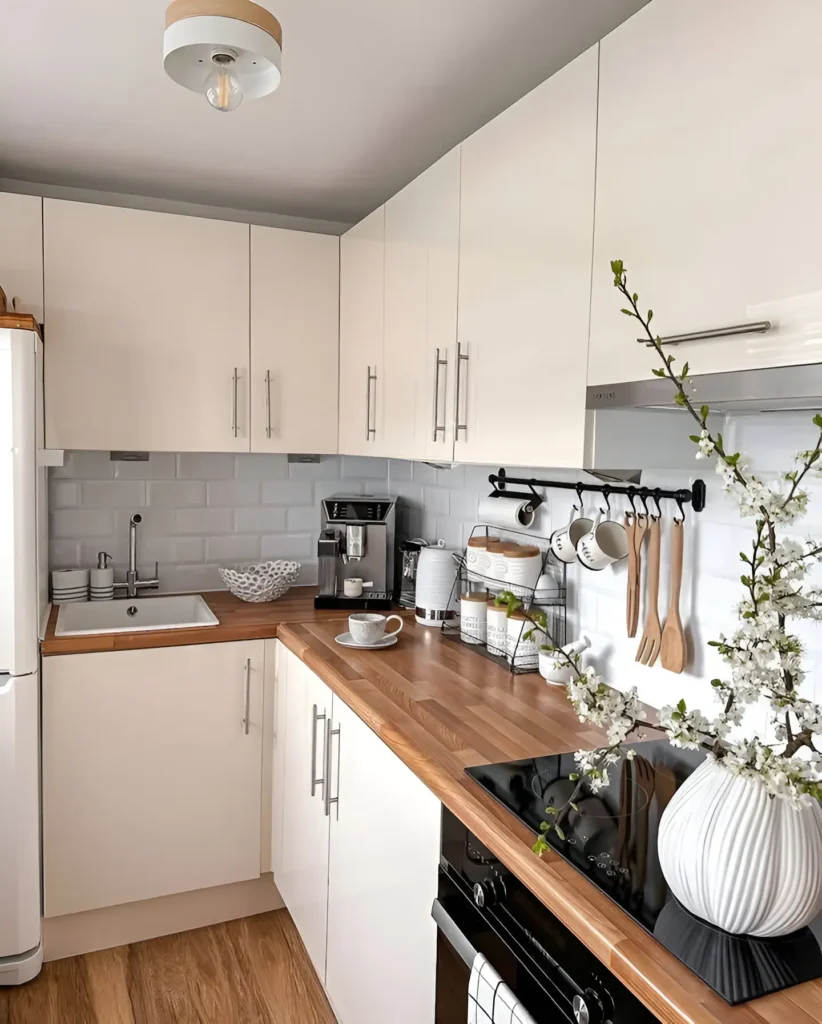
[315, 496, 396, 610]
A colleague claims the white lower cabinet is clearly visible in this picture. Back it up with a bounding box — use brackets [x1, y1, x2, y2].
[43, 640, 265, 918]
[274, 647, 440, 1024]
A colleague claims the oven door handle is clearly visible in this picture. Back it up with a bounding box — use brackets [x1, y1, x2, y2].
[431, 899, 478, 969]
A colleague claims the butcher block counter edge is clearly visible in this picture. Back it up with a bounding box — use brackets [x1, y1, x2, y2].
[276, 620, 822, 1024]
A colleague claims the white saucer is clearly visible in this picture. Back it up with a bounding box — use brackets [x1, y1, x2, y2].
[334, 632, 399, 650]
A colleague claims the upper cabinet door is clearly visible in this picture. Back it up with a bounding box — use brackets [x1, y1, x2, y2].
[338, 206, 385, 456]
[590, 0, 822, 385]
[383, 148, 460, 462]
[456, 46, 598, 468]
[251, 227, 339, 455]
[0, 193, 43, 322]
[44, 200, 250, 452]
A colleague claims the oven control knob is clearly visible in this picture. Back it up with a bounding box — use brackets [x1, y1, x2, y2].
[472, 879, 499, 908]
[572, 995, 590, 1024]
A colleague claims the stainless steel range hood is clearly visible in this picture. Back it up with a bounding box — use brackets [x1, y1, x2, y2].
[587, 362, 822, 414]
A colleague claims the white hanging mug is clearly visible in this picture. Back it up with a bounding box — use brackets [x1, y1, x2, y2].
[550, 505, 593, 564]
[576, 508, 629, 571]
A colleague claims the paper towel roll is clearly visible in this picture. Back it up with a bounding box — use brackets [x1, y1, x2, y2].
[478, 495, 536, 529]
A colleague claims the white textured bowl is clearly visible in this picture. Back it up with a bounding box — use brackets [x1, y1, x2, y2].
[219, 560, 300, 603]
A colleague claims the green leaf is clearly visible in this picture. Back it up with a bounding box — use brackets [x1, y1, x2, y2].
[674, 392, 686, 406]
[632, 292, 638, 303]
[544, 806, 558, 816]
[553, 826, 566, 841]
[647, 309, 653, 323]
[689, 434, 701, 443]
[610, 259, 624, 276]
[707, 640, 722, 647]
[539, 821, 550, 832]
[681, 361, 689, 378]
[620, 308, 633, 316]
[569, 802, 579, 812]
[710, 678, 723, 688]
[813, 413, 822, 429]
[652, 368, 666, 377]
[677, 698, 687, 714]
[700, 404, 710, 421]
[569, 772, 580, 781]
[716, 432, 724, 451]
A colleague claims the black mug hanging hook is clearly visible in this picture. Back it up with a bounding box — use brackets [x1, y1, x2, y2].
[575, 482, 585, 512]
[652, 488, 663, 519]
[674, 493, 687, 523]
[600, 486, 612, 515]
[639, 491, 650, 517]
[626, 487, 638, 517]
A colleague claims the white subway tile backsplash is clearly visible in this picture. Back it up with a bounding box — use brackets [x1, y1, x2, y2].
[449, 490, 480, 520]
[412, 462, 439, 485]
[50, 540, 82, 569]
[175, 507, 233, 536]
[422, 487, 450, 517]
[113, 454, 176, 480]
[51, 509, 115, 538]
[235, 454, 289, 480]
[206, 535, 262, 563]
[81, 480, 146, 508]
[286, 505, 321, 532]
[261, 480, 314, 505]
[176, 453, 235, 479]
[206, 480, 261, 506]
[234, 506, 288, 534]
[436, 465, 465, 488]
[52, 450, 113, 480]
[147, 480, 206, 508]
[261, 533, 315, 559]
[288, 457, 340, 480]
[341, 456, 389, 479]
[51, 481, 81, 508]
[387, 459, 413, 482]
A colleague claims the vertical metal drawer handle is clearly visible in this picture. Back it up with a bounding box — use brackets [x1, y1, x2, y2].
[242, 658, 251, 735]
[324, 719, 341, 818]
[310, 704, 326, 797]
[366, 365, 377, 441]
[454, 343, 469, 439]
[232, 367, 239, 437]
[637, 321, 771, 347]
[432, 348, 448, 441]
[265, 370, 273, 439]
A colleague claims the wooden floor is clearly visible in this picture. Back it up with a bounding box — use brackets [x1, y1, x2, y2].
[0, 911, 336, 1024]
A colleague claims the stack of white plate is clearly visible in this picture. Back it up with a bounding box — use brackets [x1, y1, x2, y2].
[52, 569, 90, 604]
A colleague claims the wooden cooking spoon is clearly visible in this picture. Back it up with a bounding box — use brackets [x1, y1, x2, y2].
[626, 514, 648, 638]
[661, 518, 686, 673]
[635, 516, 661, 666]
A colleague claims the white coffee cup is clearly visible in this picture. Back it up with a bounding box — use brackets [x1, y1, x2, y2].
[348, 612, 403, 646]
[343, 578, 373, 598]
[550, 507, 593, 564]
[576, 510, 629, 571]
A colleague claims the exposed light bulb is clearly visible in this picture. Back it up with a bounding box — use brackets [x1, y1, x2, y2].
[205, 54, 243, 112]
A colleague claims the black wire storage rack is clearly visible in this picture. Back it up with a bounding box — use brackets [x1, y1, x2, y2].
[440, 524, 567, 675]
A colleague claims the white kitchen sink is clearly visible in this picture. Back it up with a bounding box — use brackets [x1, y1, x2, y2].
[54, 594, 220, 636]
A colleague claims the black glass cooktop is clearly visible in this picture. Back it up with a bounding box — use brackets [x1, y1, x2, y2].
[466, 739, 822, 1005]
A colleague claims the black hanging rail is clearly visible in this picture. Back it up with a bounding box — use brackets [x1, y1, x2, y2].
[488, 468, 706, 517]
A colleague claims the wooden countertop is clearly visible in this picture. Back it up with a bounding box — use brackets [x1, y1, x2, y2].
[42, 589, 822, 1020]
[41, 588, 350, 656]
[277, 618, 822, 1024]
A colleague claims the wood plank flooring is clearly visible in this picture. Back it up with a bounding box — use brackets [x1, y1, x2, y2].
[0, 911, 336, 1024]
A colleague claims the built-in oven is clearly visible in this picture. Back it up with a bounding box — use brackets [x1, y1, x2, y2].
[433, 808, 657, 1024]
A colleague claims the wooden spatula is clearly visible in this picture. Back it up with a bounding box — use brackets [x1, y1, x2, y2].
[636, 516, 661, 666]
[661, 518, 687, 673]
[626, 514, 648, 638]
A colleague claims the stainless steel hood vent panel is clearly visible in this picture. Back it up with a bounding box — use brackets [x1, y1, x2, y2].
[587, 362, 822, 414]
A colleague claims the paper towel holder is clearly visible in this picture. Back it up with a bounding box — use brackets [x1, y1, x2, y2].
[487, 469, 545, 514]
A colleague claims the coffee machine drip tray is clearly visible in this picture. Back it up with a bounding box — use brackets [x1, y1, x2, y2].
[314, 496, 397, 611]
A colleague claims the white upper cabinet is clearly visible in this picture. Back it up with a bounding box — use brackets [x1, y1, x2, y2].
[44, 200, 250, 452]
[0, 193, 43, 322]
[590, 0, 822, 385]
[455, 46, 599, 467]
[338, 206, 385, 456]
[383, 147, 461, 462]
[251, 227, 339, 455]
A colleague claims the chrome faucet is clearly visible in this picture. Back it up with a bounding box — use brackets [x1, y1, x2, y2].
[113, 513, 160, 599]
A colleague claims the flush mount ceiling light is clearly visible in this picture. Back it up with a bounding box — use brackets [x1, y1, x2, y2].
[164, 0, 282, 112]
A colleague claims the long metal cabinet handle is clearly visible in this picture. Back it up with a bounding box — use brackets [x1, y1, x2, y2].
[637, 321, 771, 347]
[454, 343, 469, 439]
[432, 348, 448, 442]
[265, 370, 273, 439]
[324, 719, 341, 818]
[242, 658, 251, 735]
[232, 367, 239, 437]
[310, 704, 326, 797]
[365, 365, 377, 441]
[431, 899, 478, 968]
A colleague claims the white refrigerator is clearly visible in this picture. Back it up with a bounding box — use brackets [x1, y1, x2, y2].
[0, 323, 46, 984]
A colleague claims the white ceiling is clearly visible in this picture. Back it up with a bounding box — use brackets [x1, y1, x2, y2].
[1, 0, 647, 225]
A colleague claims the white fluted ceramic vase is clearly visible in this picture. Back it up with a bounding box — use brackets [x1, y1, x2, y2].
[657, 757, 822, 937]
